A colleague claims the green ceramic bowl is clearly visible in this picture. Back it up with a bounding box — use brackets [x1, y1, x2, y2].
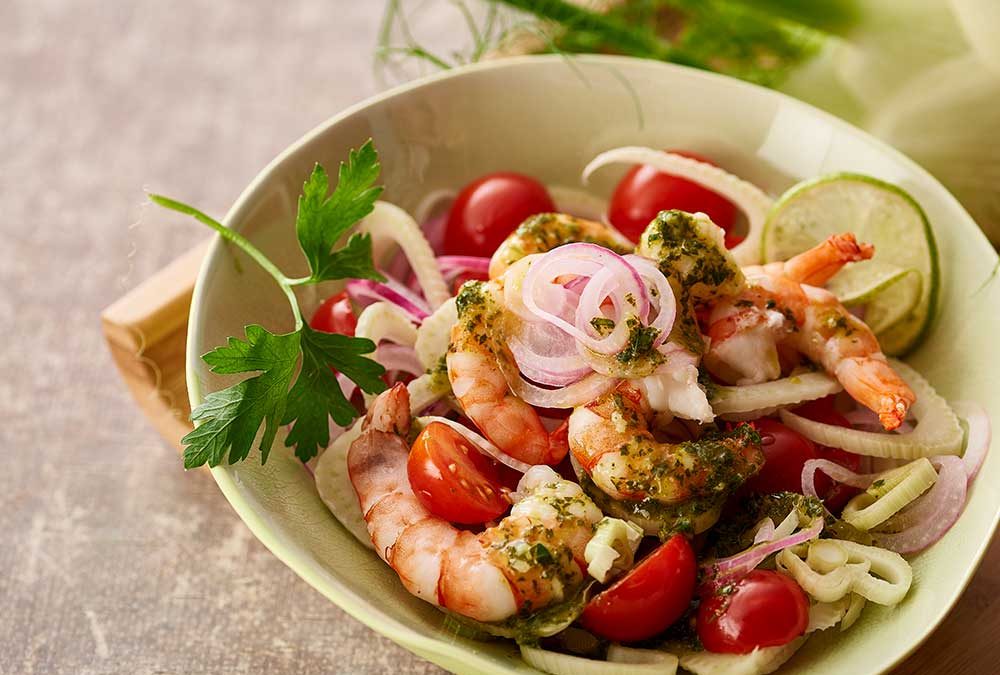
[187, 55, 1000, 674]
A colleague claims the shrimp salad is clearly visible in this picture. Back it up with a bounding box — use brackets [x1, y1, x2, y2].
[307, 147, 991, 675]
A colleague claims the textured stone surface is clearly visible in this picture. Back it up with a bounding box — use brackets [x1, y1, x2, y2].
[1, 2, 442, 673]
[2, 2, 998, 674]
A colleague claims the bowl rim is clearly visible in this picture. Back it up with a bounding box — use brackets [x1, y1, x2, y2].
[186, 53, 1000, 674]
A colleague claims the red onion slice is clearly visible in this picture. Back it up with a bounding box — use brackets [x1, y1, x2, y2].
[522, 243, 648, 355]
[498, 355, 618, 409]
[624, 254, 677, 347]
[952, 401, 991, 484]
[873, 456, 967, 554]
[508, 320, 591, 387]
[437, 255, 491, 281]
[375, 342, 425, 377]
[801, 459, 883, 500]
[752, 518, 776, 545]
[346, 278, 430, 322]
[702, 517, 824, 590]
[418, 415, 532, 473]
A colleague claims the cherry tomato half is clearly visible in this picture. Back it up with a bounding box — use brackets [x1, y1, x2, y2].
[581, 534, 696, 643]
[309, 291, 357, 335]
[697, 570, 809, 654]
[407, 422, 508, 524]
[608, 150, 739, 245]
[443, 172, 556, 257]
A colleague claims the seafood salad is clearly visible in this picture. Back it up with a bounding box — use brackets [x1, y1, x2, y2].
[162, 143, 991, 675]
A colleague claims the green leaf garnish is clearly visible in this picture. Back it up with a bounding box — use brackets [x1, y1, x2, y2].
[150, 140, 389, 468]
[295, 141, 385, 284]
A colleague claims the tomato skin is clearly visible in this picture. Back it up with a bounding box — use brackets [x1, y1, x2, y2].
[309, 291, 357, 335]
[697, 570, 809, 654]
[443, 172, 556, 257]
[407, 423, 508, 524]
[608, 150, 739, 245]
[581, 534, 696, 643]
[742, 418, 819, 495]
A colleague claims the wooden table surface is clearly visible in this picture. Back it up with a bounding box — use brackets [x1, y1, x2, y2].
[2, 2, 997, 673]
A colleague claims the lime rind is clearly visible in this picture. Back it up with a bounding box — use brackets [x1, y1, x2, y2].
[830, 263, 923, 335]
[761, 173, 939, 356]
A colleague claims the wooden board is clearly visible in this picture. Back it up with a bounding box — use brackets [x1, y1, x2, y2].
[101, 243, 999, 674]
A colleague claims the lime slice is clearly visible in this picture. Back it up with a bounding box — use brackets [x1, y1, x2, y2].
[828, 262, 922, 335]
[762, 174, 939, 355]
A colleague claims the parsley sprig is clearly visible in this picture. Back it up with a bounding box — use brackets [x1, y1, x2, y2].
[150, 140, 389, 469]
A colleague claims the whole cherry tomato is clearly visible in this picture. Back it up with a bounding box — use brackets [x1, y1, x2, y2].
[443, 172, 556, 257]
[608, 150, 739, 245]
[309, 291, 357, 335]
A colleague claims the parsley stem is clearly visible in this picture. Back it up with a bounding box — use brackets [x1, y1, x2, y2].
[149, 194, 303, 328]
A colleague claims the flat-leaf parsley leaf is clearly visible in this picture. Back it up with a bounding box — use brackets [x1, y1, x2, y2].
[150, 139, 388, 469]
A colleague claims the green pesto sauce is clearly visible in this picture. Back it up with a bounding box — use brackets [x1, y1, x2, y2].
[616, 317, 661, 364]
[427, 354, 450, 389]
[669, 301, 707, 356]
[499, 213, 632, 267]
[443, 581, 597, 644]
[579, 471, 725, 540]
[641, 210, 740, 294]
[706, 492, 827, 557]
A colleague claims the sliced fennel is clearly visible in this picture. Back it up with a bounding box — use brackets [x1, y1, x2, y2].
[355, 301, 418, 347]
[583, 146, 774, 265]
[779, 359, 963, 458]
[841, 458, 937, 531]
[807, 596, 851, 632]
[358, 200, 451, 308]
[841, 593, 867, 631]
[585, 517, 643, 583]
[674, 638, 806, 675]
[314, 420, 371, 549]
[520, 644, 678, 675]
[711, 371, 841, 419]
[415, 297, 457, 370]
[777, 539, 912, 606]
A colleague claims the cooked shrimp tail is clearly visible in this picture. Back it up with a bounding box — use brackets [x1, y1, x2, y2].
[780, 232, 874, 286]
[835, 355, 915, 430]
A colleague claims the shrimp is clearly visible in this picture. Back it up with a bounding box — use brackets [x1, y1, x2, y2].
[348, 385, 602, 622]
[489, 212, 633, 279]
[447, 280, 569, 465]
[568, 382, 764, 506]
[705, 233, 916, 430]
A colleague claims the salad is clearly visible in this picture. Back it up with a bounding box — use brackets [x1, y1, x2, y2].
[156, 142, 991, 675]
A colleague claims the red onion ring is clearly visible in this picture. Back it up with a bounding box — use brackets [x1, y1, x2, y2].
[522, 243, 648, 355]
[498, 355, 617, 409]
[702, 517, 824, 590]
[346, 278, 430, 322]
[874, 456, 968, 554]
[507, 320, 591, 387]
[952, 401, 991, 484]
[624, 254, 677, 348]
[375, 342, 424, 377]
